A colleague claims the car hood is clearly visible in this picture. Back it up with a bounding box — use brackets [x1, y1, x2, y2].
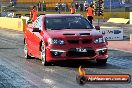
[46, 29, 102, 38]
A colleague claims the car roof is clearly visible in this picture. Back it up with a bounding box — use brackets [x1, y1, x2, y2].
[41, 14, 82, 18]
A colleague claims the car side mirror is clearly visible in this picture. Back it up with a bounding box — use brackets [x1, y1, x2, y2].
[33, 28, 41, 33]
[27, 20, 32, 24]
[95, 26, 100, 30]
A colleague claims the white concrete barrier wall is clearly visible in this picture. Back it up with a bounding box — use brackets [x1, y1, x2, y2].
[0, 17, 26, 31]
[0, 17, 124, 40]
[130, 12, 132, 24]
[21, 16, 30, 24]
[99, 27, 123, 40]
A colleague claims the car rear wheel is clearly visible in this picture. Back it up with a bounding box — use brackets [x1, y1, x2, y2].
[96, 59, 107, 65]
[24, 42, 31, 59]
[41, 42, 48, 66]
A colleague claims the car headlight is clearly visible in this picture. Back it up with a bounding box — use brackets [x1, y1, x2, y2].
[48, 38, 65, 45]
[94, 37, 106, 43]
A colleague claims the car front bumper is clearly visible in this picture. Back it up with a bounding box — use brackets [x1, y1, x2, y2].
[45, 46, 108, 62]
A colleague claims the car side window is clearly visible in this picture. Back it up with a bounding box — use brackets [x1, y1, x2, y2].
[33, 18, 39, 28]
[34, 16, 42, 28]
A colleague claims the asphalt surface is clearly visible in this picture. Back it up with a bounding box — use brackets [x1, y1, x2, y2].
[0, 28, 132, 88]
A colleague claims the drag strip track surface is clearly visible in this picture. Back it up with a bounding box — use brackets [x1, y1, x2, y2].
[0, 28, 132, 88]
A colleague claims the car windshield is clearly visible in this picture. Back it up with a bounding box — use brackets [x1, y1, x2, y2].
[45, 16, 93, 30]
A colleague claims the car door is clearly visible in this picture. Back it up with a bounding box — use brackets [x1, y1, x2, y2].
[31, 16, 43, 58]
[24, 22, 34, 54]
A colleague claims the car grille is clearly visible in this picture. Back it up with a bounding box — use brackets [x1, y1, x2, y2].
[67, 40, 79, 44]
[67, 39, 92, 44]
[66, 48, 96, 57]
[82, 39, 92, 44]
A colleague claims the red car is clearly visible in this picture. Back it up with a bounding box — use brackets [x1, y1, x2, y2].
[24, 14, 108, 65]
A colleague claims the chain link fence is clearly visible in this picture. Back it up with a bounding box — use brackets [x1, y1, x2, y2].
[0, 0, 15, 17]
[0, 0, 91, 12]
[1, 0, 132, 12]
[0, 0, 132, 19]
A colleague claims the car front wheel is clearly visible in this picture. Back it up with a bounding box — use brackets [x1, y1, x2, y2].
[41, 42, 48, 66]
[24, 42, 31, 59]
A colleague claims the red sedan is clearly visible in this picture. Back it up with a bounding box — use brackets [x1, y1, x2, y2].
[24, 14, 108, 65]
